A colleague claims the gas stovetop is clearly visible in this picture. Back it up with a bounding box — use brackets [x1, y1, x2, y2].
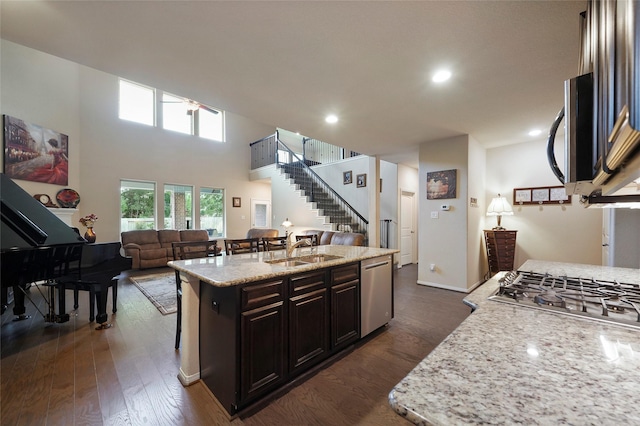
[489, 270, 640, 330]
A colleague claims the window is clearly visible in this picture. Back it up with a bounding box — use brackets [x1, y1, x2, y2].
[198, 107, 224, 141]
[164, 184, 193, 230]
[162, 93, 192, 135]
[200, 187, 224, 237]
[120, 180, 156, 231]
[119, 79, 224, 141]
[162, 91, 225, 141]
[119, 80, 154, 126]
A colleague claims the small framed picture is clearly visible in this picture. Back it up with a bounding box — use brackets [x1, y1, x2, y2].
[550, 186, 569, 202]
[356, 174, 367, 188]
[532, 188, 549, 203]
[232, 197, 241, 208]
[514, 189, 532, 204]
[343, 171, 352, 185]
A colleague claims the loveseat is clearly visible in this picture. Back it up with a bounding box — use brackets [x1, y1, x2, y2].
[121, 229, 218, 269]
[296, 229, 365, 246]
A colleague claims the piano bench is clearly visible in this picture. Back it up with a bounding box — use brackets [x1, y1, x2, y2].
[58, 277, 117, 324]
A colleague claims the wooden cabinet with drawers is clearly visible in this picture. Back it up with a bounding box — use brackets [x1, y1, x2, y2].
[484, 230, 517, 275]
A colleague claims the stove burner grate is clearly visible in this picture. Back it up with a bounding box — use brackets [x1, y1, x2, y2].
[492, 270, 640, 329]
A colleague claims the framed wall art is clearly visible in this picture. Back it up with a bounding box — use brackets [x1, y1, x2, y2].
[232, 197, 241, 208]
[513, 186, 571, 205]
[427, 169, 457, 199]
[3, 115, 69, 185]
[343, 170, 352, 184]
[356, 173, 367, 188]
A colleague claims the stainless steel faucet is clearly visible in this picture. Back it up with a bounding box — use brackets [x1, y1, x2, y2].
[286, 235, 312, 258]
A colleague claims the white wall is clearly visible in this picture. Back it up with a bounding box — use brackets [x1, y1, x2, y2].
[312, 155, 370, 218]
[486, 139, 602, 267]
[467, 137, 486, 286]
[419, 135, 476, 292]
[2, 40, 274, 243]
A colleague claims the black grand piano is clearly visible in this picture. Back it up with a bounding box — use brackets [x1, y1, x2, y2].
[1, 173, 131, 328]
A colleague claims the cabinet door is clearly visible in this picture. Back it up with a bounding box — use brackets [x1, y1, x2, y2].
[331, 280, 359, 349]
[289, 288, 329, 374]
[240, 301, 285, 404]
[289, 271, 329, 375]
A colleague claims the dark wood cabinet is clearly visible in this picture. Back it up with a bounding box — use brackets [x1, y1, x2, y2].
[240, 301, 286, 402]
[199, 262, 361, 416]
[484, 230, 517, 274]
[329, 263, 360, 349]
[288, 271, 329, 375]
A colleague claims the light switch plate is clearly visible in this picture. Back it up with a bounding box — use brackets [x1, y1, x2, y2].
[430, 211, 438, 219]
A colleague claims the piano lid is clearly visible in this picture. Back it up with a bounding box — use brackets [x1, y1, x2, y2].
[1, 173, 85, 250]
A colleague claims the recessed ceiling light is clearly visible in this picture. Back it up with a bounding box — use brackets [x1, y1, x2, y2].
[325, 114, 338, 124]
[528, 129, 542, 136]
[432, 70, 451, 83]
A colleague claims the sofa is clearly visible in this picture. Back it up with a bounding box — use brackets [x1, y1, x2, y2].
[296, 229, 365, 246]
[121, 229, 218, 269]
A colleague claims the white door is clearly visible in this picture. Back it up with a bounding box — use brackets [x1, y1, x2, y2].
[250, 199, 271, 228]
[400, 191, 415, 265]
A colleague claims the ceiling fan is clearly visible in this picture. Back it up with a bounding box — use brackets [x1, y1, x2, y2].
[161, 98, 219, 115]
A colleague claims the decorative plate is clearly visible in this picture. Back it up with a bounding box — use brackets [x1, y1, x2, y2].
[56, 188, 80, 208]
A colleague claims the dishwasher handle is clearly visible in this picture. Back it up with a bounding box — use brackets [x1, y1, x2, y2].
[364, 260, 390, 270]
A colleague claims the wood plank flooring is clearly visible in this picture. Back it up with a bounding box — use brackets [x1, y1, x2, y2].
[1, 264, 471, 425]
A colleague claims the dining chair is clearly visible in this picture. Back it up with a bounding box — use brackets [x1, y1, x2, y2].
[224, 238, 260, 255]
[295, 234, 319, 246]
[262, 236, 287, 252]
[172, 240, 218, 349]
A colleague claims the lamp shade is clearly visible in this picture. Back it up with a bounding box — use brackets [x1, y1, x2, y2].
[281, 218, 293, 228]
[486, 194, 514, 216]
[486, 194, 513, 230]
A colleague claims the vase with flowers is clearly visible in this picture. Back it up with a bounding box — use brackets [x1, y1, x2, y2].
[79, 213, 98, 243]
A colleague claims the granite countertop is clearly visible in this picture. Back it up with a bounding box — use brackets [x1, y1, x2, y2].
[168, 244, 398, 287]
[389, 260, 640, 425]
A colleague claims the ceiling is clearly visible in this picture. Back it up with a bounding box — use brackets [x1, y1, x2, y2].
[0, 1, 586, 168]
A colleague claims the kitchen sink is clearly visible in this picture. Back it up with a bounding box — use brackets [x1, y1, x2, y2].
[296, 254, 343, 263]
[264, 254, 343, 266]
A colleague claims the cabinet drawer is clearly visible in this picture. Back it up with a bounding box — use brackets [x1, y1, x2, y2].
[241, 279, 285, 311]
[289, 271, 326, 297]
[330, 263, 359, 284]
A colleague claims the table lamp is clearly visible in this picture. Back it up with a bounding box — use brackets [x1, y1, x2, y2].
[486, 194, 513, 230]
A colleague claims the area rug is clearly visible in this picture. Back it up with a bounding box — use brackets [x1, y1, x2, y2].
[128, 272, 177, 315]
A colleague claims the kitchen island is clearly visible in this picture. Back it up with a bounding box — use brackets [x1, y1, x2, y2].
[168, 244, 397, 416]
[389, 260, 640, 425]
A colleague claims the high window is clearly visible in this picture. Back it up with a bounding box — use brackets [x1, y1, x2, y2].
[119, 80, 155, 126]
[162, 91, 225, 141]
[164, 184, 193, 230]
[120, 180, 156, 232]
[200, 187, 224, 237]
[118, 79, 224, 141]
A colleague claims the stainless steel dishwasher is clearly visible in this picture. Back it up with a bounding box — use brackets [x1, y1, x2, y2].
[360, 255, 393, 337]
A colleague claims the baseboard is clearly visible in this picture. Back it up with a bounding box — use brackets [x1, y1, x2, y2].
[416, 280, 469, 293]
[178, 368, 200, 386]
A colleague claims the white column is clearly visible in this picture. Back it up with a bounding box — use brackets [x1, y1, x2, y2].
[177, 272, 201, 386]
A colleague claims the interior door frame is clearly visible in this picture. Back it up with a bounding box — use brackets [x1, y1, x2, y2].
[250, 198, 272, 228]
[399, 189, 416, 267]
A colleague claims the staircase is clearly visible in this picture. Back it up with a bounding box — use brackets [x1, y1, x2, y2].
[279, 162, 367, 237]
[249, 131, 369, 242]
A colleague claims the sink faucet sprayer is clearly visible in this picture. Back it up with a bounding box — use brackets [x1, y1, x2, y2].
[286, 235, 312, 258]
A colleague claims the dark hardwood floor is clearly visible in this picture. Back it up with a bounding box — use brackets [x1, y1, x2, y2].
[1, 263, 471, 425]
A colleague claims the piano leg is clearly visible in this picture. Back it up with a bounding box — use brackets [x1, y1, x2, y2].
[1, 287, 7, 315]
[11, 284, 31, 321]
[94, 281, 114, 330]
